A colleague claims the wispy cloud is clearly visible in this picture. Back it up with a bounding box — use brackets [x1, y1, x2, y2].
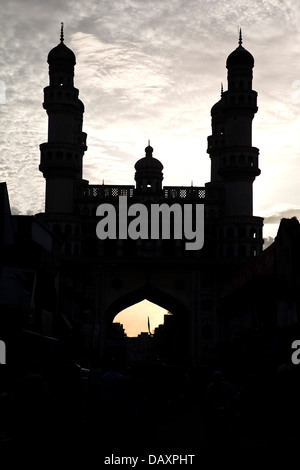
[263, 207, 300, 225]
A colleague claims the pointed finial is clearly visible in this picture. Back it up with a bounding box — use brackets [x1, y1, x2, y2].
[238, 27, 242, 46]
[221, 82, 224, 97]
[60, 22, 64, 43]
[148, 139, 150, 146]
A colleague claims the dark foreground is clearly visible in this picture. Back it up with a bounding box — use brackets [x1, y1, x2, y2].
[1, 349, 300, 465]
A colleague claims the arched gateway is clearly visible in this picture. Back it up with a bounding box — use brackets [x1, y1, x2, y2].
[38, 26, 263, 366]
[104, 284, 191, 363]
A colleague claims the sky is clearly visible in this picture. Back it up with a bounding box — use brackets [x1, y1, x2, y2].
[2, 0, 300, 244]
[2, 0, 300, 333]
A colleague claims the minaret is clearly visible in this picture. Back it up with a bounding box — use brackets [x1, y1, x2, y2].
[39, 23, 87, 213]
[207, 31, 263, 258]
[221, 28, 260, 217]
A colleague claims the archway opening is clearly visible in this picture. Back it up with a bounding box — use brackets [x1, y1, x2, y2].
[113, 299, 169, 337]
[108, 303, 191, 365]
[110, 299, 176, 363]
[104, 287, 191, 366]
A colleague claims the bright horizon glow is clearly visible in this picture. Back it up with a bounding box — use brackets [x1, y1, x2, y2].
[113, 299, 170, 337]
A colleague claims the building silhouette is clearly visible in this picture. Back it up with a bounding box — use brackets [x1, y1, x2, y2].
[3, 25, 300, 455]
[2, 26, 265, 366]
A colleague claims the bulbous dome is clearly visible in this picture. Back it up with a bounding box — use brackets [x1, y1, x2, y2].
[226, 45, 254, 69]
[47, 23, 76, 65]
[48, 42, 76, 65]
[134, 145, 163, 171]
[226, 30, 254, 69]
[211, 98, 223, 115]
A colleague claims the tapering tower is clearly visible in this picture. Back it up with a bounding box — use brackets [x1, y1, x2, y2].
[39, 23, 87, 213]
[207, 30, 263, 259]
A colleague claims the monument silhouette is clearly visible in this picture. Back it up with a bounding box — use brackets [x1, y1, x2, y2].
[35, 25, 263, 365]
[3, 24, 300, 455]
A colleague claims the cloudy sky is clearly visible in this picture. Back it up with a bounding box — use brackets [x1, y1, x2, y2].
[1, 0, 300, 246]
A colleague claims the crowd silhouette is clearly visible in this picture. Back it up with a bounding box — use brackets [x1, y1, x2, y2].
[1, 346, 300, 456]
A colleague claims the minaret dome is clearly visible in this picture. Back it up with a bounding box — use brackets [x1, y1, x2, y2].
[47, 23, 76, 66]
[226, 29, 254, 69]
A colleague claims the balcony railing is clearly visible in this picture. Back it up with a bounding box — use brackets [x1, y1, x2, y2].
[76, 185, 135, 200]
[163, 186, 206, 200]
[75, 184, 206, 201]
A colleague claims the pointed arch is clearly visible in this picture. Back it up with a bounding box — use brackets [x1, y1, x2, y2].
[105, 284, 190, 325]
[104, 285, 191, 363]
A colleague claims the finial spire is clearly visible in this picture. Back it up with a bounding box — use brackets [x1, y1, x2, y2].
[221, 82, 224, 97]
[238, 27, 242, 46]
[148, 139, 150, 146]
[60, 22, 64, 43]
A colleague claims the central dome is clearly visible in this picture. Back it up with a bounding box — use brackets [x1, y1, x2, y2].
[134, 143, 164, 193]
[134, 144, 163, 171]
